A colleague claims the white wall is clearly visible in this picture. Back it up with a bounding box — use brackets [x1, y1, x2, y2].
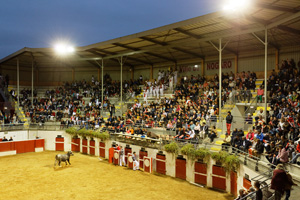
[0, 130, 28, 141]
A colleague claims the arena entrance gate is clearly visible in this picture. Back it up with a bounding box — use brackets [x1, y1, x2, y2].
[156, 152, 166, 175]
[194, 161, 207, 185]
[55, 136, 64, 151]
[212, 165, 226, 191]
[71, 138, 80, 152]
[139, 148, 147, 169]
[176, 156, 186, 180]
[89, 139, 95, 155]
[82, 138, 88, 154]
[99, 142, 105, 158]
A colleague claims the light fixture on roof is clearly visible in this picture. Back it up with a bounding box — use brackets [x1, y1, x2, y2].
[54, 43, 75, 55]
[222, 0, 251, 12]
[194, 65, 198, 68]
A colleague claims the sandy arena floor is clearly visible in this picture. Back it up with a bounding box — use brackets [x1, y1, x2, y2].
[0, 151, 233, 200]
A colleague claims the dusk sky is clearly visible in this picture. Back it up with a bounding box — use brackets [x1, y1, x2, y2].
[0, 0, 219, 59]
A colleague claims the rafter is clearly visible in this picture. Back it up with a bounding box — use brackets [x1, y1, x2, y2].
[277, 25, 300, 35]
[173, 28, 201, 39]
[257, 3, 299, 13]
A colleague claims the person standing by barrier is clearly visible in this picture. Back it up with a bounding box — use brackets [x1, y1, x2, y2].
[285, 171, 297, 200]
[132, 152, 139, 171]
[254, 181, 262, 200]
[270, 164, 292, 200]
[226, 111, 233, 135]
[119, 146, 125, 167]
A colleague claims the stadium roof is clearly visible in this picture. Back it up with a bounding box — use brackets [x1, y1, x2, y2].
[1, 0, 300, 69]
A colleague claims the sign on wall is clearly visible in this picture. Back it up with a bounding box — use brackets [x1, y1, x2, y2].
[178, 65, 200, 73]
[207, 60, 232, 70]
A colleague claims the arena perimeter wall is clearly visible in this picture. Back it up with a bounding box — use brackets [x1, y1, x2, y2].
[0, 130, 268, 196]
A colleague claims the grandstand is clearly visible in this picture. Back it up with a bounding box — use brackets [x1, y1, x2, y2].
[0, 0, 300, 199]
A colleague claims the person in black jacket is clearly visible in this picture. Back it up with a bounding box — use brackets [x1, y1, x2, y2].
[226, 111, 233, 134]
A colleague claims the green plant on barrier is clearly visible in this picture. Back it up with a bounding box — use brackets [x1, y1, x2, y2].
[211, 151, 229, 166]
[97, 131, 110, 141]
[78, 128, 89, 138]
[195, 148, 211, 163]
[164, 142, 179, 155]
[224, 154, 240, 172]
[180, 144, 196, 160]
[65, 127, 78, 137]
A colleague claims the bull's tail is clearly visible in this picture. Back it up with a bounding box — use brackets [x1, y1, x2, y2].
[54, 155, 58, 167]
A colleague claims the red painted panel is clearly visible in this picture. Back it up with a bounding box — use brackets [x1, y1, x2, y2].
[176, 158, 186, 180]
[71, 138, 80, 152]
[195, 162, 207, 185]
[231, 171, 238, 197]
[15, 140, 35, 154]
[82, 139, 88, 154]
[99, 142, 105, 158]
[139, 150, 148, 169]
[125, 147, 132, 164]
[89, 140, 95, 155]
[143, 157, 152, 173]
[109, 148, 115, 163]
[212, 177, 226, 191]
[212, 165, 226, 177]
[35, 139, 45, 148]
[0, 141, 15, 152]
[243, 178, 252, 190]
[55, 138, 64, 151]
[156, 154, 166, 175]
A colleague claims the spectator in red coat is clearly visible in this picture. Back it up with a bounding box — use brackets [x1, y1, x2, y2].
[270, 164, 292, 200]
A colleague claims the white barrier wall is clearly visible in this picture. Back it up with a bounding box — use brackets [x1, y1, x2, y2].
[0, 130, 28, 141]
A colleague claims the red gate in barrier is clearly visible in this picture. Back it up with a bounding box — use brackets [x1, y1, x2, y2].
[71, 138, 80, 152]
[82, 139, 88, 154]
[89, 140, 95, 155]
[243, 177, 252, 190]
[55, 137, 64, 151]
[143, 156, 152, 173]
[109, 147, 115, 163]
[113, 150, 120, 165]
[194, 162, 207, 185]
[176, 157, 186, 180]
[99, 142, 105, 158]
[127, 153, 133, 169]
[212, 165, 226, 191]
[156, 153, 166, 175]
[139, 149, 147, 169]
[125, 146, 132, 165]
[231, 171, 238, 197]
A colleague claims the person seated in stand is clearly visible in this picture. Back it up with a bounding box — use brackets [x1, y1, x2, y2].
[235, 189, 246, 200]
[239, 136, 252, 153]
[185, 128, 195, 140]
[8, 137, 13, 141]
[208, 125, 217, 143]
[232, 135, 242, 152]
[273, 144, 289, 165]
[199, 122, 208, 139]
[2, 136, 8, 142]
[222, 133, 231, 151]
[289, 139, 300, 164]
[253, 139, 264, 158]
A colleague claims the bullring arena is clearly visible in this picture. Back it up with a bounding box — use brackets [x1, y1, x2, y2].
[1, 1, 300, 200]
[1, 151, 230, 200]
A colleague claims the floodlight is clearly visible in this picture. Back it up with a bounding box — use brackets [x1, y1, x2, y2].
[54, 43, 75, 55]
[194, 65, 198, 68]
[222, 0, 251, 12]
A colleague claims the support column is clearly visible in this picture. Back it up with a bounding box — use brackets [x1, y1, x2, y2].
[201, 59, 205, 76]
[36, 69, 39, 86]
[31, 59, 34, 108]
[264, 29, 268, 122]
[101, 59, 104, 117]
[131, 67, 134, 80]
[72, 68, 75, 82]
[17, 59, 20, 106]
[234, 55, 238, 75]
[98, 68, 100, 81]
[150, 65, 153, 80]
[275, 50, 279, 71]
[218, 38, 222, 119]
[120, 56, 123, 117]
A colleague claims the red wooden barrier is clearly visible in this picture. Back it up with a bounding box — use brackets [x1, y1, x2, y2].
[82, 139, 88, 154]
[89, 140, 95, 155]
[176, 157, 186, 180]
[212, 165, 226, 191]
[231, 171, 238, 197]
[156, 154, 166, 175]
[35, 139, 44, 149]
[0, 141, 15, 152]
[139, 149, 147, 169]
[127, 153, 133, 169]
[243, 178, 252, 190]
[113, 150, 120, 165]
[14, 140, 36, 154]
[125, 146, 132, 165]
[99, 142, 105, 158]
[55, 137, 64, 151]
[71, 138, 80, 152]
[194, 162, 207, 185]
